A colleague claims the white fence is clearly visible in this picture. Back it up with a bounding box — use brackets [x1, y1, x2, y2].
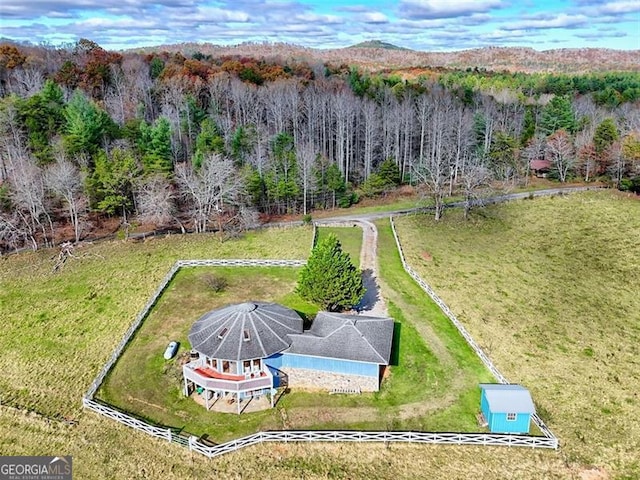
[187, 430, 558, 458]
[389, 216, 557, 443]
[83, 398, 172, 442]
[84, 238, 558, 457]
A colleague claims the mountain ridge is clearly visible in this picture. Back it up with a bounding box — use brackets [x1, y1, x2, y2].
[131, 41, 640, 74]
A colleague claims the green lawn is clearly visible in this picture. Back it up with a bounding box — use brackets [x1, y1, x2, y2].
[393, 190, 640, 478]
[316, 225, 363, 268]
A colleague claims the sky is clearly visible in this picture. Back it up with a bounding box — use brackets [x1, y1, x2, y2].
[0, 0, 639, 51]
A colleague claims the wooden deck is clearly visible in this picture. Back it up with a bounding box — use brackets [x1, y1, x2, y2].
[194, 367, 245, 382]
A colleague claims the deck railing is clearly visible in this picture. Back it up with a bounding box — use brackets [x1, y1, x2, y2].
[183, 362, 273, 393]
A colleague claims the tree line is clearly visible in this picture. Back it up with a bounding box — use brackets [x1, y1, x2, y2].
[0, 40, 639, 252]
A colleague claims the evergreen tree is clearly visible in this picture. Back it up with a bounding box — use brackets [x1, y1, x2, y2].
[540, 95, 577, 136]
[89, 147, 139, 220]
[296, 234, 364, 312]
[16, 80, 65, 164]
[63, 90, 116, 159]
[266, 132, 299, 213]
[315, 162, 346, 209]
[378, 157, 401, 186]
[594, 118, 619, 157]
[193, 118, 224, 169]
[139, 117, 173, 175]
[521, 106, 536, 146]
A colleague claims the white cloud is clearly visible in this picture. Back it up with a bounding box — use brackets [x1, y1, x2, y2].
[506, 13, 589, 30]
[398, 0, 504, 19]
[361, 12, 389, 24]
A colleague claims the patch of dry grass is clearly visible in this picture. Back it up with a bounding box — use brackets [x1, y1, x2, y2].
[394, 191, 640, 479]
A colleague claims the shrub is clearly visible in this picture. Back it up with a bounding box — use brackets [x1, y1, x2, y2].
[200, 273, 228, 293]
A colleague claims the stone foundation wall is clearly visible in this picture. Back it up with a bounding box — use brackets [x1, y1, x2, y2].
[281, 367, 378, 392]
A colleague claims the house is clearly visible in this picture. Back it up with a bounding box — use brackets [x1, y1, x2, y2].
[530, 159, 552, 178]
[479, 384, 536, 434]
[183, 302, 394, 413]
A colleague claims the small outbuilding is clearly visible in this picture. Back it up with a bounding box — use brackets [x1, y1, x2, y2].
[479, 384, 535, 434]
[530, 159, 552, 178]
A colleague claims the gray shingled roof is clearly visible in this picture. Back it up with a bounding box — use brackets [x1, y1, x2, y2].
[480, 384, 536, 414]
[188, 302, 303, 361]
[285, 312, 394, 365]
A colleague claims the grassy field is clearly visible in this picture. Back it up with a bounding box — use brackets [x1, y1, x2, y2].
[394, 190, 640, 479]
[98, 223, 492, 442]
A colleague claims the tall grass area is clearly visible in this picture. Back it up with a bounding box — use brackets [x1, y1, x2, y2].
[394, 191, 640, 478]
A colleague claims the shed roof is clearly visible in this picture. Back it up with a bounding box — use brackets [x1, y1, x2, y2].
[285, 311, 394, 365]
[480, 384, 536, 414]
[188, 302, 303, 361]
[530, 159, 552, 171]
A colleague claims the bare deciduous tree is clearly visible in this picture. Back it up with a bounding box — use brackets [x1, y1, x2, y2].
[295, 141, 317, 215]
[546, 130, 575, 182]
[6, 152, 53, 249]
[45, 157, 87, 243]
[175, 153, 241, 236]
[134, 174, 176, 228]
[460, 155, 493, 219]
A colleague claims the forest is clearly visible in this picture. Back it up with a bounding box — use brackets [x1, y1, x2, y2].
[0, 39, 639, 252]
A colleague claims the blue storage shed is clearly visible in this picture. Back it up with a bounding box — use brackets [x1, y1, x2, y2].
[479, 384, 535, 434]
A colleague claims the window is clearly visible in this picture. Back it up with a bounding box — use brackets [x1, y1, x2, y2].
[243, 329, 250, 342]
[217, 327, 228, 340]
[506, 413, 517, 421]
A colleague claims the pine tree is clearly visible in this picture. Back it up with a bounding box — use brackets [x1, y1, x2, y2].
[593, 118, 619, 157]
[63, 90, 116, 159]
[296, 234, 364, 312]
[540, 95, 577, 136]
[139, 117, 173, 175]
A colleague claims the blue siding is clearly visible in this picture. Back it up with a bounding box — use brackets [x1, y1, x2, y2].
[265, 353, 379, 377]
[480, 390, 492, 425]
[489, 412, 531, 434]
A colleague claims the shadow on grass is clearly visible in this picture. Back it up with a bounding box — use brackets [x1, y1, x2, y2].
[390, 321, 401, 366]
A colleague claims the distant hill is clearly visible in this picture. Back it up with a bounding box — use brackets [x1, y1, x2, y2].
[134, 42, 640, 74]
[349, 40, 410, 51]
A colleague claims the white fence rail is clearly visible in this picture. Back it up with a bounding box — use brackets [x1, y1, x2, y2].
[83, 398, 171, 442]
[187, 430, 558, 458]
[389, 216, 557, 442]
[84, 244, 558, 458]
